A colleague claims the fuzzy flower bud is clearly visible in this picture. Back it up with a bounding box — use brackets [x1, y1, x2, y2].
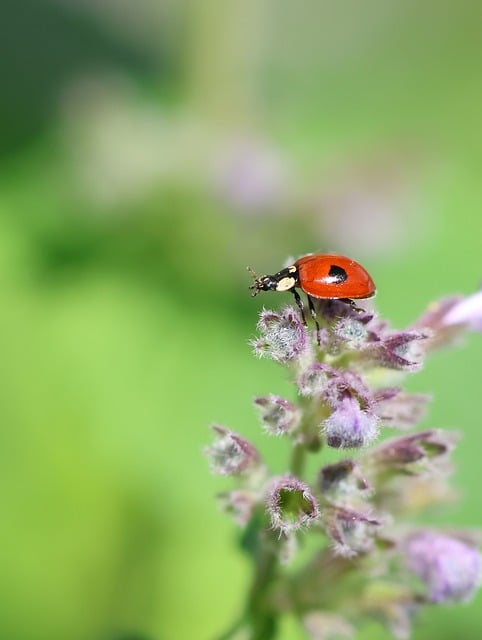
[373, 389, 431, 430]
[367, 429, 457, 476]
[323, 395, 379, 449]
[414, 292, 482, 350]
[442, 291, 482, 330]
[205, 425, 261, 476]
[251, 307, 308, 363]
[254, 394, 301, 436]
[217, 490, 258, 526]
[297, 363, 330, 397]
[404, 531, 482, 603]
[333, 316, 369, 350]
[324, 506, 382, 557]
[298, 366, 380, 448]
[367, 330, 429, 371]
[266, 475, 320, 534]
[319, 459, 370, 504]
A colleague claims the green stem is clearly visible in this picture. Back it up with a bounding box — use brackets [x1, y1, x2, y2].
[246, 540, 278, 640]
[289, 394, 325, 478]
[216, 516, 279, 640]
[289, 444, 306, 477]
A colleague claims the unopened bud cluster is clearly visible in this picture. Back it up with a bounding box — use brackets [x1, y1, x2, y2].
[205, 292, 482, 639]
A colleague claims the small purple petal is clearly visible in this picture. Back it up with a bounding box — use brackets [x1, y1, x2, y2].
[324, 506, 382, 557]
[368, 429, 457, 472]
[413, 296, 462, 331]
[404, 531, 482, 603]
[413, 294, 482, 350]
[323, 396, 379, 449]
[254, 394, 301, 436]
[324, 369, 373, 409]
[205, 425, 261, 475]
[319, 459, 357, 492]
[300, 365, 374, 409]
[442, 291, 482, 331]
[366, 330, 429, 371]
[374, 390, 431, 429]
[372, 387, 403, 403]
[297, 363, 332, 397]
[319, 459, 371, 503]
[217, 490, 258, 526]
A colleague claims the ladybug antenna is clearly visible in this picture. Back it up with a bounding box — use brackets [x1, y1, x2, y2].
[247, 266, 261, 297]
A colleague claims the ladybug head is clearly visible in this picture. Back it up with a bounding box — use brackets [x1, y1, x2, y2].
[247, 265, 278, 296]
[248, 265, 298, 297]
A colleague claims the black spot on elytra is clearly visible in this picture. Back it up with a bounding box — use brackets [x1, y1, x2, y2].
[328, 264, 347, 283]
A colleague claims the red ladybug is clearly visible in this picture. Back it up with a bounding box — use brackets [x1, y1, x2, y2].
[249, 253, 376, 336]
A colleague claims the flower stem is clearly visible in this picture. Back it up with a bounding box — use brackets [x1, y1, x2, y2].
[290, 444, 306, 477]
[217, 512, 280, 640]
[246, 540, 278, 640]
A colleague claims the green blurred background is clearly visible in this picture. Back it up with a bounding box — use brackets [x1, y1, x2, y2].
[1, 1, 481, 638]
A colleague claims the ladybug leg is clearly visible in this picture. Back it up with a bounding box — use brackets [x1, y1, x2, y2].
[307, 295, 322, 346]
[292, 289, 307, 325]
[339, 298, 364, 314]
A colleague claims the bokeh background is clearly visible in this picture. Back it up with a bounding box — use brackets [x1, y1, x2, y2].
[1, 1, 481, 639]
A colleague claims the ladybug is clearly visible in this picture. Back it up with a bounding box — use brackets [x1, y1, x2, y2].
[249, 253, 376, 338]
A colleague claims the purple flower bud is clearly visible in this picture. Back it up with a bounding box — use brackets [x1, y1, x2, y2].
[373, 389, 431, 429]
[417, 291, 482, 352]
[320, 459, 356, 491]
[325, 368, 374, 410]
[297, 363, 331, 397]
[324, 506, 382, 557]
[323, 396, 379, 449]
[372, 387, 400, 403]
[205, 425, 261, 476]
[333, 317, 369, 349]
[414, 293, 482, 349]
[442, 291, 482, 330]
[412, 296, 463, 350]
[367, 330, 429, 371]
[251, 307, 309, 363]
[346, 370, 375, 401]
[404, 531, 482, 603]
[266, 475, 320, 534]
[414, 296, 462, 329]
[254, 394, 301, 436]
[368, 430, 457, 474]
[217, 490, 258, 526]
[319, 459, 371, 503]
[299, 365, 374, 408]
